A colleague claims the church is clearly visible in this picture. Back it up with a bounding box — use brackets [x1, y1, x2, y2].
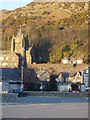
[0, 29, 35, 68]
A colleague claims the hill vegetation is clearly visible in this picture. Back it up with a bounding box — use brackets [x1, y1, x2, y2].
[1, 2, 89, 63]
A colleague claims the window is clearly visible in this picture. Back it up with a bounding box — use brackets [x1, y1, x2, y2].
[6, 57, 8, 61]
[14, 63, 16, 65]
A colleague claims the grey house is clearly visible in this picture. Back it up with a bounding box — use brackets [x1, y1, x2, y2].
[0, 68, 22, 92]
[83, 67, 90, 87]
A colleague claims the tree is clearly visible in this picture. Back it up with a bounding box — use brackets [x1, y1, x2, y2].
[62, 45, 71, 52]
[23, 68, 39, 91]
[49, 51, 63, 63]
[49, 75, 57, 91]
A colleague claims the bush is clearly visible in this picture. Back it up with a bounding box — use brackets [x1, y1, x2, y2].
[62, 45, 71, 52]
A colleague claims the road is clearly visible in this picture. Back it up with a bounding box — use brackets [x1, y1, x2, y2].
[2, 96, 89, 118]
[2, 103, 88, 118]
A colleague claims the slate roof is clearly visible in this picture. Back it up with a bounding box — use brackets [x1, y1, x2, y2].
[0, 68, 21, 81]
[69, 71, 82, 78]
[78, 71, 82, 76]
[69, 72, 77, 77]
[36, 69, 51, 81]
[61, 72, 69, 78]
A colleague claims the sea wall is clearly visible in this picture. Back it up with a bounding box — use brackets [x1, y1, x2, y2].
[1, 93, 18, 103]
[26, 91, 88, 97]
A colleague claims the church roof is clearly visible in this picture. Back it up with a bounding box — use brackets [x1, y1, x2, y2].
[17, 29, 23, 37]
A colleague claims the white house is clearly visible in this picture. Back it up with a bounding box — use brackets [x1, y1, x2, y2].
[77, 58, 83, 64]
[69, 71, 83, 84]
[0, 79, 22, 93]
[61, 57, 70, 64]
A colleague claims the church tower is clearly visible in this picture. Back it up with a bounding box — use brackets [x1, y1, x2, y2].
[11, 29, 25, 57]
[11, 29, 35, 67]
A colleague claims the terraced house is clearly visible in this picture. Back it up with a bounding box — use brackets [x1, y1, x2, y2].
[0, 29, 35, 68]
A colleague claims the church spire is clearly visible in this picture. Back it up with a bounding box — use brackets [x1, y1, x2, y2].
[17, 29, 23, 38]
[16, 24, 23, 37]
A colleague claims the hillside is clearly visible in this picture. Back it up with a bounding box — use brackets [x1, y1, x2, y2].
[1, 2, 89, 63]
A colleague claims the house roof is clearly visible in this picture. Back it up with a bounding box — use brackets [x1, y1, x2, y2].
[0, 68, 21, 81]
[77, 58, 83, 60]
[71, 58, 77, 61]
[36, 69, 51, 81]
[69, 71, 82, 78]
[62, 57, 69, 60]
[60, 72, 69, 77]
[69, 72, 77, 77]
[78, 71, 82, 76]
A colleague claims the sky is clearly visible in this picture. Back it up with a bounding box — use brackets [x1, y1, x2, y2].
[0, 0, 33, 10]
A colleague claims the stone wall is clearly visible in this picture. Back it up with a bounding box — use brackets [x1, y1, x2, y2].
[1, 93, 18, 103]
[26, 91, 88, 97]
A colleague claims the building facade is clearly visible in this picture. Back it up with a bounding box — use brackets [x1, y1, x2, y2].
[83, 67, 90, 87]
[0, 29, 35, 68]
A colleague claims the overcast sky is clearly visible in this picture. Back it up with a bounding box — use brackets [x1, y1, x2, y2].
[0, 0, 33, 10]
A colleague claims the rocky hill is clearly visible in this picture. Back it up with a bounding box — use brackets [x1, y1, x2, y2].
[1, 2, 89, 63]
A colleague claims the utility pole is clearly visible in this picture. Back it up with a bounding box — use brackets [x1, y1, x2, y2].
[21, 66, 24, 91]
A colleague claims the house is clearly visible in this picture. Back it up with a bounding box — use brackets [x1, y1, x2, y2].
[0, 68, 22, 93]
[0, 79, 22, 93]
[57, 82, 72, 92]
[58, 72, 69, 83]
[77, 58, 83, 64]
[69, 71, 83, 84]
[61, 57, 70, 64]
[36, 69, 51, 90]
[83, 67, 90, 87]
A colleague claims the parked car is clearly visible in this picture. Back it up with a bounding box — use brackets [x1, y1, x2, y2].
[13, 89, 27, 97]
[71, 83, 80, 92]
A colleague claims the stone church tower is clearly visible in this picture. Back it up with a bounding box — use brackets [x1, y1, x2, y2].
[11, 29, 35, 67]
[0, 29, 36, 68]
